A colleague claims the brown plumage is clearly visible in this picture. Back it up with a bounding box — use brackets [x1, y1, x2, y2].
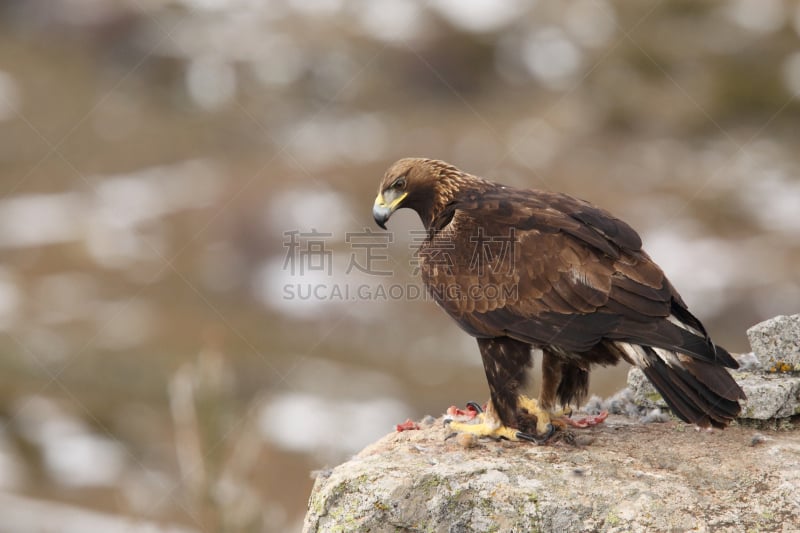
[372, 158, 745, 437]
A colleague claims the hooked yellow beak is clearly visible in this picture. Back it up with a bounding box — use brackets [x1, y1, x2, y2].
[372, 190, 408, 229]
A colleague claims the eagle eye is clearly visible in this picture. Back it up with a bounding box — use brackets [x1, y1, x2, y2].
[390, 176, 407, 190]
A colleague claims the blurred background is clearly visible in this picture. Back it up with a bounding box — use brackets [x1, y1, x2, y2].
[0, 0, 799, 531]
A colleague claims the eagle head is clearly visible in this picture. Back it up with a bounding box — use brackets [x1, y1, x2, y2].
[373, 158, 452, 229]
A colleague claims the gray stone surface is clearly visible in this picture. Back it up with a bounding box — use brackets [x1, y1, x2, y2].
[304, 415, 800, 533]
[737, 372, 800, 419]
[626, 366, 668, 411]
[747, 314, 800, 371]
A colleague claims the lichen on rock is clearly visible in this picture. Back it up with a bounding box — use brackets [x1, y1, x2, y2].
[747, 314, 800, 371]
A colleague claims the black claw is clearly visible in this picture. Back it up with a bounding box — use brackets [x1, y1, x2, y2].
[466, 401, 483, 413]
[515, 431, 538, 443]
[444, 431, 458, 441]
[443, 418, 453, 426]
[516, 423, 556, 445]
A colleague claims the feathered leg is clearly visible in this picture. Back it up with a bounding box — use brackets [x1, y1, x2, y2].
[515, 351, 581, 434]
[445, 337, 554, 442]
[539, 350, 561, 412]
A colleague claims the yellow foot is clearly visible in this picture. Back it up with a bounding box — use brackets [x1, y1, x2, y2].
[517, 396, 572, 433]
[444, 402, 555, 444]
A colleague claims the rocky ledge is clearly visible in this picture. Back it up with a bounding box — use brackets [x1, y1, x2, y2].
[304, 414, 800, 532]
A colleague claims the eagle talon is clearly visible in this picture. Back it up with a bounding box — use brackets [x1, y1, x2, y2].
[466, 401, 483, 413]
[516, 422, 556, 444]
[515, 431, 540, 443]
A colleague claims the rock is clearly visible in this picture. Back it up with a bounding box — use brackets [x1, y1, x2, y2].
[626, 367, 668, 411]
[303, 415, 800, 532]
[747, 315, 800, 372]
[736, 372, 800, 420]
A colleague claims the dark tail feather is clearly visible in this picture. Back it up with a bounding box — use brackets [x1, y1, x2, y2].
[669, 300, 740, 369]
[673, 328, 740, 369]
[621, 343, 745, 428]
[612, 319, 740, 369]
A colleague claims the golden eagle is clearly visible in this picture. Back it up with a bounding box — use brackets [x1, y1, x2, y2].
[373, 158, 745, 442]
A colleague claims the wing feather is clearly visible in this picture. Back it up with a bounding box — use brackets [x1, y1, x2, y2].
[420, 186, 731, 367]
